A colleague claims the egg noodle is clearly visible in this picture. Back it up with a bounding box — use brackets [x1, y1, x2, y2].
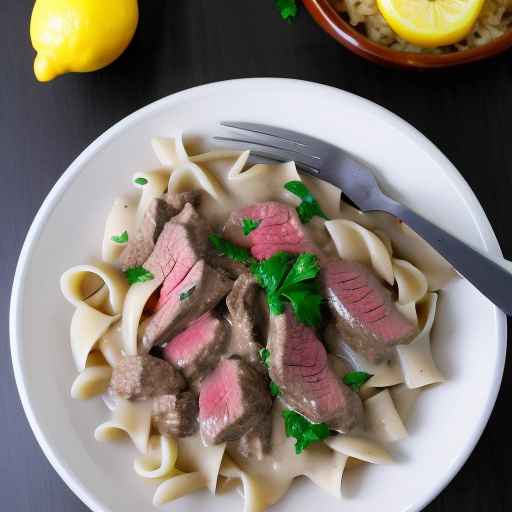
[60, 133, 453, 510]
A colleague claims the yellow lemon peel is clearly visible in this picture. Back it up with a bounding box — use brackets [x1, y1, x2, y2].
[30, 0, 139, 82]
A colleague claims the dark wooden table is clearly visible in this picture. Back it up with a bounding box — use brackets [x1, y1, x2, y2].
[1, 1, 511, 510]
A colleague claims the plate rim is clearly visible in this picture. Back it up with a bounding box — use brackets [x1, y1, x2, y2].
[9, 77, 507, 512]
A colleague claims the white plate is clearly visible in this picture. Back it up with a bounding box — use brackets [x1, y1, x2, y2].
[10, 78, 507, 512]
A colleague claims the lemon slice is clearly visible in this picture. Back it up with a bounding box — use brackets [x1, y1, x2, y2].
[376, 0, 486, 48]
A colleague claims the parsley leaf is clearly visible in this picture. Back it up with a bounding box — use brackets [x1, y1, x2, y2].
[134, 177, 148, 186]
[285, 181, 329, 224]
[208, 234, 254, 264]
[124, 266, 154, 285]
[259, 348, 271, 368]
[276, 0, 298, 21]
[342, 371, 373, 391]
[111, 230, 128, 244]
[242, 218, 261, 236]
[259, 349, 282, 397]
[252, 252, 323, 326]
[282, 410, 330, 454]
[270, 381, 282, 397]
[251, 252, 294, 293]
[179, 286, 196, 301]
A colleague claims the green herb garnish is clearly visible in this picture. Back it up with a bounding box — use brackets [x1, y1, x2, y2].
[259, 348, 282, 396]
[179, 286, 196, 301]
[342, 371, 373, 392]
[208, 234, 255, 264]
[284, 181, 329, 224]
[276, 0, 297, 21]
[252, 252, 323, 326]
[270, 381, 282, 397]
[124, 266, 154, 285]
[134, 177, 148, 186]
[242, 218, 261, 236]
[259, 348, 271, 368]
[282, 410, 329, 454]
[111, 230, 128, 244]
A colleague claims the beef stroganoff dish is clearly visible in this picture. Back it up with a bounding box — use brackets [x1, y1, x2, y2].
[61, 134, 454, 510]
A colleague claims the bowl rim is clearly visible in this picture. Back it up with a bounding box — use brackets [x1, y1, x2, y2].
[303, 0, 512, 68]
[9, 78, 507, 512]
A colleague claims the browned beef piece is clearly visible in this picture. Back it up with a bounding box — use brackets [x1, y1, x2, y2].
[163, 313, 228, 381]
[226, 274, 266, 371]
[166, 190, 200, 211]
[140, 203, 208, 309]
[152, 391, 198, 437]
[110, 355, 186, 400]
[119, 198, 176, 272]
[207, 250, 249, 280]
[268, 309, 363, 431]
[323, 260, 418, 364]
[141, 260, 233, 352]
[198, 357, 272, 445]
[229, 412, 272, 460]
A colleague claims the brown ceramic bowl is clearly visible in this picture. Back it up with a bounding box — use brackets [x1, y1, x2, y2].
[303, 0, 512, 68]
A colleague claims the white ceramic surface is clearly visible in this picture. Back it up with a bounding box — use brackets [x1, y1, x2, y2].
[10, 79, 507, 512]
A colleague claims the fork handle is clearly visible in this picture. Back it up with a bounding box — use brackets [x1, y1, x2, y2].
[383, 201, 512, 315]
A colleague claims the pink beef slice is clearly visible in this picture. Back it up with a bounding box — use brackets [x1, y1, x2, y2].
[110, 355, 186, 400]
[163, 313, 228, 381]
[268, 309, 363, 431]
[152, 391, 199, 437]
[141, 259, 233, 352]
[199, 357, 272, 445]
[323, 260, 418, 364]
[223, 201, 319, 260]
[119, 198, 176, 272]
[141, 203, 208, 308]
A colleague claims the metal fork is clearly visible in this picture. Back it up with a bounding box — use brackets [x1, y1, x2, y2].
[215, 121, 512, 316]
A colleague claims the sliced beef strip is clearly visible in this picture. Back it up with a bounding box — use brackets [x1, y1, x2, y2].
[141, 259, 233, 352]
[119, 198, 176, 272]
[223, 201, 320, 260]
[152, 391, 198, 437]
[163, 312, 228, 381]
[229, 411, 272, 461]
[207, 250, 249, 280]
[141, 203, 208, 309]
[110, 355, 186, 401]
[323, 260, 418, 364]
[225, 273, 266, 372]
[268, 309, 363, 432]
[166, 190, 201, 211]
[199, 357, 272, 445]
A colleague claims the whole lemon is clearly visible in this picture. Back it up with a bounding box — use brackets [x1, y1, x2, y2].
[30, 0, 139, 82]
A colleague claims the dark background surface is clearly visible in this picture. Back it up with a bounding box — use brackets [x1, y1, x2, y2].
[1, 1, 511, 510]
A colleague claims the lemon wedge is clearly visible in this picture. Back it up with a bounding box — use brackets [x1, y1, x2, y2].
[376, 0, 486, 48]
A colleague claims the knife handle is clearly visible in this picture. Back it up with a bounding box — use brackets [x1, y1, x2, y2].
[383, 201, 512, 315]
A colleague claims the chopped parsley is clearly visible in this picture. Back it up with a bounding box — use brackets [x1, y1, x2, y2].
[124, 266, 154, 285]
[242, 218, 261, 236]
[208, 234, 255, 265]
[252, 252, 323, 326]
[282, 410, 330, 454]
[259, 348, 271, 368]
[259, 348, 282, 397]
[276, 0, 298, 21]
[134, 177, 148, 186]
[111, 230, 128, 244]
[284, 181, 329, 224]
[179, 286, 196, 301]
[343, 371, 373, 392]
[270, 381, 282, 397]
[207, 234, 323, 326]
